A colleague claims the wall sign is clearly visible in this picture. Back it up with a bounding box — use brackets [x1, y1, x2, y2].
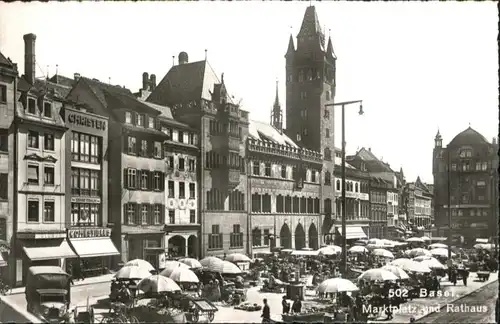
[71, 197, 101, 204]
[68, 228, 111, 239]
[68, 113, 106, 131]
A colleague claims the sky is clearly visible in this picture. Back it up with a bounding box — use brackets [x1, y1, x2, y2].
[0, 2, 498, 183]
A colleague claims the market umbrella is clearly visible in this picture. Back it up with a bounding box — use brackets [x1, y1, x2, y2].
[474, 243, 493, 251]
[179, 258, 203, 269]
[138, 275, 181, 293]
[169, 267, 199, 283]
[200, 256, 224, 269]
[421, 236, 431, 241]
[380, 239, 396, 247]
[358, 269, 398, 282]
[390, 258, 431, 273]
[412, 255, 433, 262]
[381, 265, 410, 280]
[205, 260, 242, 274]
[349, 246, 368, 254]
[366, 243, 386, 249]
[406, 237, 425, 243]
[124, 259, 155, 272]
[419, 258, 446, 270]
[317, 278, 359, 294]
[318, 246, 340, 256]
[114, 265, 153, 280]
[159, 261, 190, 277]
[408, 248, 431, 258]
[429, 243, 448, 249]
[354, 239, 368, 246]
[367, 238, 382, 245]
[372, 249, 394, 259]
[430, 248, 456, 258]
[225, 253, 252, 263]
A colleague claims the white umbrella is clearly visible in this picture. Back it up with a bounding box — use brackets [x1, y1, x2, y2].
[200, 256, 224, 269]
[474, 243, 493, 251]
[382, 265, 410, 280]
[366, 243, 386, 249]
[380, 239, 396, 247]
[390, 258, 431, 273]
[349, 246, 368, 254]
[406, 237, 425, 243]
[159, 261, 189, 277]
[125, 259, 155, 272]
[225, 253, 252, 263]
[317, 278, 359, 294]
[367, 238, 381, 244]
[205, 260, 242, 274]
[408, 248, 431, 258]
[114, 265, 152, 280]
[169, 267, 199, 283]
[421, 236, 431, 241]
[373, 249, 394, 259]
[138, 275, 181, 293]
[358, 269, 398, 282]
[318, 246, 339, 256]
[179, 258, 203, 269]
[429, 243, 447, 249]
[413, 255, 433, 262]
[419, 258, 446, 270]
[430, 248, 456, 258]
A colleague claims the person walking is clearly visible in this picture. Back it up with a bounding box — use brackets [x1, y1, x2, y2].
[281, 296, 290, 314]
[261, 298, 270, 323]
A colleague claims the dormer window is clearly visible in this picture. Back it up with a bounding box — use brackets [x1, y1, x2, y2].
[125, 112, 132, 124]
[27, 98, 36, 114]
[43, 102, 52, 118]
[137, 114, 145, 127]
[148, 117, 155, 129]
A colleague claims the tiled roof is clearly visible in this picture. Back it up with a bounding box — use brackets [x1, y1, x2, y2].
[448, 126, 489, 147]
[0, 51, 14, 68]
[299, 6, 323, 37]
[140, 100, 192, 129]
[48, 74, 75, 88]
[248, 120, 298, 147]
[80, 77, 133, 109]
[147, 60, 229, 106]
[101, 88, 160, 115]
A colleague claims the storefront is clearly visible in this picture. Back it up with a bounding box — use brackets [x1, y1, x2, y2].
[66, 227, 119, 277]
[122, 227, 165, 270]
[334, 226, 368, 245]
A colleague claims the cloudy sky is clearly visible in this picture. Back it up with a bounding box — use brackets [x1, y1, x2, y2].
[0, 2, 497, 183]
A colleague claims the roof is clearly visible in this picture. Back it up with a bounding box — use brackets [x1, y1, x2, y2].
[147, 60, 230, 106]
[0, 51, 14, 68]
[48, 74, 75, 88]
[355, 148, 394, 173]
[28, 266, 68, 276]
[138, 100, 192, 129]
[299, 6, 323, 37]
[249, 120, 298, 147]
[448, 126, 489, 147]
[80, 77, 133, 109]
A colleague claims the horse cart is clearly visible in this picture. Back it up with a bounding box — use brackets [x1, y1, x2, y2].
[187, 299, 218, 323]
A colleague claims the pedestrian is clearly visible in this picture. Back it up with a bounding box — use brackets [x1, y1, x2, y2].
[462, 268, 469, 286]
[282, 296, 290, 314]
[261, 298, 270, 323]
[292, 296, 302, 314]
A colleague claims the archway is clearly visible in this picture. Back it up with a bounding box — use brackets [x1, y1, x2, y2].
[280, 224, 292, 249]
[168, 235, 186, 258]
[308, 223, 319, 250]
[295, 223, 306, 250]
[187, 235, 198, 258]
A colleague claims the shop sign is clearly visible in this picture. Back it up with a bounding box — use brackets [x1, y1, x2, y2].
[68, 228, 111, 239]
[71, 197, 101, 204]
[68, 113, 106, 131]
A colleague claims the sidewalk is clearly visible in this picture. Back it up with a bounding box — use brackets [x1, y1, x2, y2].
[9, 273, 115, 295]
[369, 271, 499, 323]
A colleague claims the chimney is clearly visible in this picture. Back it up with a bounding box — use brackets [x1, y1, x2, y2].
[74, 73, 81, 82]
[368, 147, 371, 152]
[178, 52, 189, 65]
[150, 74, 156, 91]
[23, 33, 36, 85]
[493, 137, 497, 145]
[142, 72, 149, 91]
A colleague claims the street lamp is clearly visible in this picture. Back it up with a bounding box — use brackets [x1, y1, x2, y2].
[325, 100, 363, 276]
[446, 149, 452, 268]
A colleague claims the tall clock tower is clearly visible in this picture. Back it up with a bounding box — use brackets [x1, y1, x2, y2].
[285, 5, 337, 235]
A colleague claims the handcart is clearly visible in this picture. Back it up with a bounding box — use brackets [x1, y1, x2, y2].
[188, 298, 218, 323]
[477, 271, 490, 282]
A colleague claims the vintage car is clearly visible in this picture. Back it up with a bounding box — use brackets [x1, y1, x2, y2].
[25, 266, 74, 323]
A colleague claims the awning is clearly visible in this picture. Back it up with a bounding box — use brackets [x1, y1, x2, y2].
[337, 227, 367, 240]
[23, 240, 77, 261]
[69, 237, 120, 258]
[0, 253, 7, 267]
[476, 238, 489, 243]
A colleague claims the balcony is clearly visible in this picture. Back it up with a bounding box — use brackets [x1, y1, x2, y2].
[247, 138, 322, 164]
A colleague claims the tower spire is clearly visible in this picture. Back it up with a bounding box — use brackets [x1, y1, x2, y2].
[274, 79, 280, 107]
[271, 78, 283, 133]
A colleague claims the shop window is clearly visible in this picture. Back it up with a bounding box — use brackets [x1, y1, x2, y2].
[230, 224, 243, 248]
[128, 136, 136, 155]
[169, 210, 175, 224]
[209, 225, 223, 250]
[43, 201, 55, 222]
[189, 210, 196, 224]
[179, 182, 185, 198]
[27, 165, 39, 184]
[28, 200, 39, 222]
[140, 140, 148, 157]
[252, 228, 262, 247]
[44, 133, 54, 151]
[189, 183, 195, 198]
[168, 181, 175, 197]
[43, 102, 52, 118]
[28, 131, 39, 148]
[153, 142, 162, 158]
[44, 167, 54, 185]
[178, 158, 185, 171]
[0, 173, 7, 199]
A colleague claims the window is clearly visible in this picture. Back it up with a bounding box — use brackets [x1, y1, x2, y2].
[148, 117, 155, 129]
[90, 136, 99, 163]
[137, 114, 145, 127]
[168, 181, 175, 197]
[79, 134, 90, 162]
[153, 172, 161, 190]
[230, 224, 243, 248]
[167, 156, 174, 168]
[44, 167, 54, 185]
[125, 112, 132, 124]
[126, 203, 135, 225]
[90, 170, 100, 196]
[476, 162, 481, 171]
[0, 173, 7, 199]
[178, 158, 185, 171]
[140, 140, 148, 157]
[153, 205, 161, 224]
[336, 180, 340, 191]
[0, 85, 6, 102]
[476, 180, 486, 187]
[303, 128, 308, 136]
[311, 171, 316, 182]
[179, 182, 185, 198]
[28, 131, 38, 148]
[252, 228, 262, 247]
[263, 229, 270, 246]
[301, 110, 308, 118]
[79, 169, 90, 195]
[325, 172, 331, 185]
[252, 162, 260, 176]
[178, 131, 184, 143]
[300, 92, 308, 100]
[188, 159, 195, 172]
[281, 165, 287, 178]
[209, 225, 223, 250]
[188, 133, 195, 145]
[153, 142, 162, 158]
[189, 183, 195, 198]
[451, 164, 457, 171]
[482, 162, 488, 171]
[43, 102, 52, 118]
[28, 200, 39, 222]
[44, 133, 54, 151]
[324, 109, 330, 119]
[27, 98, 36, 114]
[169, 210, 175, 224]
[127, 168, 137, 188]
[43, 201, 55, 222]
[325, 129, 330, 138]
[140, 204, 148, 224]
[141, 170, 148, 189]
[0, 132, 7, 151]
[128, 136, 136, 154]
[190, 210, 196, 224]
[296, 134, 301, 142]
[27, 165, 39, 184]
[264, 163, 271, 177]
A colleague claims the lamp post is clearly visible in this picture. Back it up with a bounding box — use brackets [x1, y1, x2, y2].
[447, 149, 452, 269]
[325, 100, 364, 276]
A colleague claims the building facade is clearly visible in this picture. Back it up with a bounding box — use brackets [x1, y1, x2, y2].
[369, 177, 389, 239]
[386, 187, 399, 239]
[433, 127, 498, 246]
[404, 177, 433, 237]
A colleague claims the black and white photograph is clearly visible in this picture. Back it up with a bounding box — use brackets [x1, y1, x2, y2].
[0, 1, 497, 323]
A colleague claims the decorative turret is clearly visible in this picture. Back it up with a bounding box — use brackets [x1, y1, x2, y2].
[297, 6, 325, 50]
[271, 80, 283, 133]
[285, 34, 295, 59]
[434, 129, 442, 148]
[326, 35, 336, 60]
